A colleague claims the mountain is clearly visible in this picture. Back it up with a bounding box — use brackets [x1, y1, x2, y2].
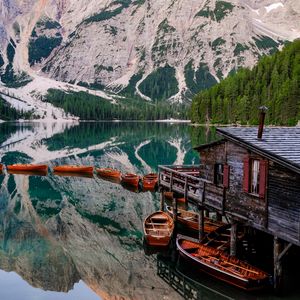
[0, 1, 300, 119]
[190, 39, 300, 126]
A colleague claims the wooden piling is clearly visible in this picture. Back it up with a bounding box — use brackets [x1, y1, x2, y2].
[230, 222, 237, 256]
[198, 206, 204, 242]
[216, 212, 222, 222]
[273, 236, 283, 293]
[160, 190, 165, 211]
[172, 196, 178, 224]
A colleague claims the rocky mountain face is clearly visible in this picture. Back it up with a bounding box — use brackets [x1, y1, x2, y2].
[0, 0, 300, 106]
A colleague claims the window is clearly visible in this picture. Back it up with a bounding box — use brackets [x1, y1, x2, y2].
[250, 159, 260, 195]
[243, 157, 268, 198]
[214, 163, 224, 185]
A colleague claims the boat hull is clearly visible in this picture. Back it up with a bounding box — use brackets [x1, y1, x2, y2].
[121, 173, 140, 187]
[142, 173, 158, 189]
[96, 168, 121, 178]
[53, 166, 93, 173]
[7, 164, 48, 172]
[144, 211, 174, 247]
[166, 206, 224, 233]
[177, 238, 269, 291]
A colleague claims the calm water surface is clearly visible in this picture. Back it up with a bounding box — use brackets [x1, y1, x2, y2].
[0, 122, 299, 300]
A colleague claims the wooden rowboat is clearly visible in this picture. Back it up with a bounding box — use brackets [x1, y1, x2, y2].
[144, 211, 174, 247]
[201, 224, 245, 252]
[142, 173, 158, 189]
[0, 164, 3, 172]
[121, 173, 140, 187]
[96, 168, 121, 179]
[166, 206, 225, 233]
[53, 165, 93, 174]
[177, 237, 270, 291]
[7, 164, 48, 172]
[163, 191, 186, 204]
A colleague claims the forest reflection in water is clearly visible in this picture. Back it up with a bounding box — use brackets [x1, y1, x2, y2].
[0, 122, 216, 300]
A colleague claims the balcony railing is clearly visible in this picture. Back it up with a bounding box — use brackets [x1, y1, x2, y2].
[158, 165, 224, 210]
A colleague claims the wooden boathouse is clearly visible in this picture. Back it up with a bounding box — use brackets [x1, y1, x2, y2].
[158, 122, 300, 291]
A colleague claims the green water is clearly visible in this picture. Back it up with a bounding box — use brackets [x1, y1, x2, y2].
[0, 122, 299, 300]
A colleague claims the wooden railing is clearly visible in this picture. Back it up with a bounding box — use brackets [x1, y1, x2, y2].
[158, 165, 224, 210]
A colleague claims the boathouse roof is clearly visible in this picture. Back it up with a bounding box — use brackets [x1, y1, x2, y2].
[217, 127, 300, 174]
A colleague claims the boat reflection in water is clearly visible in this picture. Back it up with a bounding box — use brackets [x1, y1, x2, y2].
[157, 252, 275, 300]
[7, 170, 48, 176]
[157, 254, 236, 300]
[53, 171, 94, 178]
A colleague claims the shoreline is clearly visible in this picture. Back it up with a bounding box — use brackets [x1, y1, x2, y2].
[0, 119, 191, 124]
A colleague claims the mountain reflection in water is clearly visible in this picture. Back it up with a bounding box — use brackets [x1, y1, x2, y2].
[0, 122, 212, 300]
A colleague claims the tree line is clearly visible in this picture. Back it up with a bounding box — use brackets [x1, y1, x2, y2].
[45, 89, 188, 120]
[191, 40, 300, 126]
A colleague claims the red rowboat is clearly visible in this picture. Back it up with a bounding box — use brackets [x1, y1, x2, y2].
[177, 237, 270, 291]
[7, 164, 48, 172]
[142, 173, 158, 189]
[163, 191, 186, 204]
[144, 211, 174, 246]
[96, 168, 121, 178]
[166, 206, 225, 233]
[121, 173, 140, 187]
[53, 165, 93, 174]
[0, 164, 3, 172]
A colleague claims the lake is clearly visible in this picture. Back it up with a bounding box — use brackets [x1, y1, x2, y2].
[0, 122, 299, 300]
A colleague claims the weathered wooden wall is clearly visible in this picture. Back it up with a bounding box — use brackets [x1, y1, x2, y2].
[268, 162, 300, 245]
[225, 142, 267, 228]
[198, 141, 267, 227]
[198, 140, 300, 246]
[199, 143, 225, 181]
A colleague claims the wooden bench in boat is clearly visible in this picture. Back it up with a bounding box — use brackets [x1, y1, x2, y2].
[147, 222, 169, 226]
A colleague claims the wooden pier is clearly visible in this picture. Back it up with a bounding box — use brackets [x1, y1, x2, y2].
[158, 126, 300, 292]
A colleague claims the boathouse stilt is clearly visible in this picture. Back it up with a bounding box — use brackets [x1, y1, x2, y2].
[273, 236, 283, 292]
[230, 222, 237, 256]
[216, 212, 222, 222]
[198, 206, 204, 242]
[273, 237, 293, 292]
[172, 196, 178, 225]
[160, 190, 165, 211]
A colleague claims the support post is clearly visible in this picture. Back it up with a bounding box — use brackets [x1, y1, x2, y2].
[230, 222, 237, 257]
[160, 190, 165, 211]
[216, 212, 222, 222]
[198, 206, 204, 242]
[172, 196, 178, 225]
[273, 236, 283, 293]
[184, 177, 189, 210]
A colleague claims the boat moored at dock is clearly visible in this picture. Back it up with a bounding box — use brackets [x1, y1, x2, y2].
[166, 206, 225, 233]
[177, 237, 270, 291]
[142, 173, 158, 190]
[7, 164, 48, 172]
[121, 173, 140, 187]
[96, 168, 121, 179]
[53, 165, 94, 174]
[144, 211, 174, 247]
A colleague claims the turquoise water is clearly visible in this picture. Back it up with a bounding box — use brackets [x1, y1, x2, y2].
[0, 122, 299, 300]
[0, 122, 207, 300]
